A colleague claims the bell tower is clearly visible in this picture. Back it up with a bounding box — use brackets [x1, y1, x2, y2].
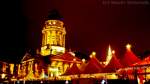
[41, 10, 66, 56]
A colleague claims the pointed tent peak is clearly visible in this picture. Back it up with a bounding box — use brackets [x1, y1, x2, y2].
[92, 51, 96, 56]
[108, 45, 112, 54]
[107, 45, 112, 57]
[108, 44, 112, 48]
[47, 9, 63, 21]
[103, 53, 124, 72]
[90, 51, 96, 58]
[105, 45, 113, 66]
[82, 56, 104, 74]
[121, 43, 141, 67]
[63, 63, 81, 75]
[126, 43, 132, 50]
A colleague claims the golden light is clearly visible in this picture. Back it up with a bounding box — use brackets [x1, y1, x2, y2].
[53, 21, 56, 24]
[92, 51, 96, 56]
[82, 58, 86, 63]
[51, 46, 65, 54]
[49, 67, 58, 72]
[35, 63, 38, 71]
[1, 73, 6, 79]
[40, 69, 46, 79]
[18, 64, 20, 75]
[73, 58, 76, 61]
[41, 20, 66, 56]
[112, 50, 115, 54]
[126, 44, 131, 49]
[44, 46, 47, 49]
[105, 45, 112, 66]
[9, 64, 14, 74]
[90, 55, 93, 58]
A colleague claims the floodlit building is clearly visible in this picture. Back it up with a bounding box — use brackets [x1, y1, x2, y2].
[16, 10, 82, 80]
[0, 61, 12, 80]
[1, 10, 149, 84]
[41, 11, 66, 56]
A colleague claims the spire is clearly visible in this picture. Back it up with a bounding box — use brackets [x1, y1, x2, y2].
[105, 45, 112, 66]
[47, 9, 63, 20]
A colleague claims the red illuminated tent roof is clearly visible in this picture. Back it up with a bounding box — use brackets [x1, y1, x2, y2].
[51, 52, 82, 63]
[82, 56, 104, 74]
[132, 56, 150, 66]
[121, 48, 141, 67]
[63, 63, 81, 75]
[103, 54, 124, 73]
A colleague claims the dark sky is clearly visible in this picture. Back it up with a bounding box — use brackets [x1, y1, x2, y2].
[0, 0, 150, 62]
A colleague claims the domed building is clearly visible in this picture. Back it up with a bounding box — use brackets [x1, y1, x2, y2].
[16, 10, 82, 80]
[41, 9, 66, 56]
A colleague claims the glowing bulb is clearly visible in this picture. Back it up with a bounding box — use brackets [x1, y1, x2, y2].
[65, 80, 69, 84]
[49, 22, 51, 25]
[101, 80, 106, 84]
[92, 51, 96, 56]
[1, 73, 6, 79]
[73, 58, 76, 61]
[126, 44, 131, 49]
[53, 21, 56, 24]
[112, 50, 115, 54]
[90, 55, 93, 58]
[41, 81, 43, 83]
[82, 59, 85, 63]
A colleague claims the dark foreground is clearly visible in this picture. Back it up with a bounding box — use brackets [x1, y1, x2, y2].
[1, 79, 150, 84]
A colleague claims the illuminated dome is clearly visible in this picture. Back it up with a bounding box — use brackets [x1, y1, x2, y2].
[41, 10, 66, 56]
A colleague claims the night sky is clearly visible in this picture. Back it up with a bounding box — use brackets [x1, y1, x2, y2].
[0, 0, 150, 62]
